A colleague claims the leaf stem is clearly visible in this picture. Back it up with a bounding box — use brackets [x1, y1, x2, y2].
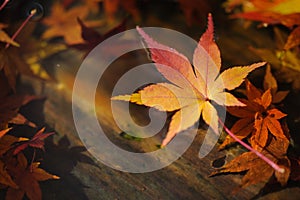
[5, 9, 36, 49]
[218, 118, 285, 173]
[0, 0, 9, 11]
[30, 149, 36, 172]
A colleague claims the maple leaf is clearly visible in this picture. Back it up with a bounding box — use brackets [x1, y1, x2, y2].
[0, 24, 19, 47]
[263, 65, 289, 103]
[69, 17, 126, 53]
[0, 21, 56, 87]
[112, 14, 265, 147]
[249, 28, 300, 90]
[0, 128, 11, 138]
[0, 46, 38, 90]
[0, 160, 18, 189]
[6, 153, 59, 200]
[0, 132, 20, 189]
[212, 137, 290, 188]
[13, 127, 54, 155]
[42, 3, 103, 44]
[221, 79, 287, 149]
[0, 95, 39, 128]
[250, 27, 300, 71]
[284, 26, 300, 50]
[0, 135, 28, 188]
[0, 135, 28, 157]
[0, 13, 51, 90]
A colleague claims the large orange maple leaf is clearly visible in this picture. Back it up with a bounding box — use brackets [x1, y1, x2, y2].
[112, 14, 265, 148]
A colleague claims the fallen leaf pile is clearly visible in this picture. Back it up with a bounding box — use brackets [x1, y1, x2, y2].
[0, 128, 59, 200]
[0, 2, 60, 200]
[112, 13, 300, 192]
[0, 0, 299, 198]
[1, 1, 132, 198]
[212, 64, 298, 190]
[5, 152, 59, 200]
[0, 85, 58, 200]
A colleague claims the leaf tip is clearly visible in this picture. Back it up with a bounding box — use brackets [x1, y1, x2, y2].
[161, 141, 167, 148]
[208, 171, 219, 177]
[40, 127, 46, 133]
[18, 137, 29, 142]
[161, 136, 173, 148]
[278, 167, 285, 174]
[53, 175, 60, 180]
[256, 61, 267, 68]
[111, 95, 131, 101]
[204, 13, 215, 41]
[207, 13, 213, 25]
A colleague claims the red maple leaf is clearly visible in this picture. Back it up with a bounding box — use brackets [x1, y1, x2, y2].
[13, 128, 54, 155]
[69, 17, 126, 53]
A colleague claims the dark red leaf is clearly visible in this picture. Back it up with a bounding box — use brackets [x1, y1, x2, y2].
[13, 128, 54, 155]
[70, 18, 126, 53]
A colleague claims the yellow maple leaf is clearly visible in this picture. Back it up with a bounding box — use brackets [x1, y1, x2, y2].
[112, 14, 265, 147]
